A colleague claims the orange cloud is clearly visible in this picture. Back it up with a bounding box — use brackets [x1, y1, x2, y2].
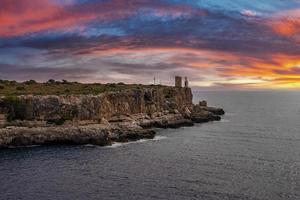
[267, 9, 300, 41]
[0, 0, 96, 37]
[0, 0, 145, 37]
[78, 46, 300, 88]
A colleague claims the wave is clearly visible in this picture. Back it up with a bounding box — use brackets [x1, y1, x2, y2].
[220, 119, 230, 123]
[106, 135, 167, 148]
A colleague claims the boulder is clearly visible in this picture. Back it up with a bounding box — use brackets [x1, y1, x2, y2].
[191, 110, 221, 123]
[183, 107, 192, 118]
[199, 100, 207, 107]
[138, 113, 194, 129]
[202, 107, 225, 115]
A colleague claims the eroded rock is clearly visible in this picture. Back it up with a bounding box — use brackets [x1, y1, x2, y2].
[0, 86, 224, 148]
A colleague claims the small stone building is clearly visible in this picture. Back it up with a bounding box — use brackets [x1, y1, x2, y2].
[175, 76, 182, 87]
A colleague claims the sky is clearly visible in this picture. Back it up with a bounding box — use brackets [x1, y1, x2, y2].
[0, 0, 300, 89]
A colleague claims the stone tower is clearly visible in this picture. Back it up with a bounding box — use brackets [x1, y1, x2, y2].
[175, 76, 182, 87]
[184, 77, 188, 88]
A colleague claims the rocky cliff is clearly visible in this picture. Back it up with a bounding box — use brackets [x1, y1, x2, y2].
[0, 86, 224, 148]
[0, 87, 192, 124]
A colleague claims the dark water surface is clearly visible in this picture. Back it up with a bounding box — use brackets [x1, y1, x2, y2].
[1, 91, 300, 200]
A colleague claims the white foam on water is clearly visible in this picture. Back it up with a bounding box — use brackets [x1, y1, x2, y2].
[153, 136, 167, 141]
[106, 143, 126, 148]
[220, 119, 230, 123]
[106, 139, 147, 148]
[106, 135, 167, 148]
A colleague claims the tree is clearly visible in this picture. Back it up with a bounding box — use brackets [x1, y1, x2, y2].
[24, 80, 37, 85]
[47, 79, 55, 84]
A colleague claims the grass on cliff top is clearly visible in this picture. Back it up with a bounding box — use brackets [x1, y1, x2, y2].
[0, 79, 169, 96]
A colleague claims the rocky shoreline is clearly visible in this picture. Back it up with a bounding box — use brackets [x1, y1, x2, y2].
[0, 103, 224, 148]
[0, 86, 224, 148]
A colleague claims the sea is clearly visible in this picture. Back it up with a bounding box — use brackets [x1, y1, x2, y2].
[0, 91, 299, 200]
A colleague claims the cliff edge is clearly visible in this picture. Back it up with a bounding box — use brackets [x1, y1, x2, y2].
[0, 86, 224, 148]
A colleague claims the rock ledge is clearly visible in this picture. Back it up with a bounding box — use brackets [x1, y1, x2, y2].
[0, 87, 224, 148]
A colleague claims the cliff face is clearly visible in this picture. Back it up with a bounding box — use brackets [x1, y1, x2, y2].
[0, 86, 225, 148]
[0, 87, 193, 126]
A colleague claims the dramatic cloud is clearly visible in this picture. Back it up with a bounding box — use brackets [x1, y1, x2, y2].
[267, 9, 300, 42]
[0, 0, 206, 37]
[0, 0, 300, 89]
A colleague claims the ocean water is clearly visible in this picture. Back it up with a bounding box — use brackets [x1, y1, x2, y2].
[0, 91, 299, 200]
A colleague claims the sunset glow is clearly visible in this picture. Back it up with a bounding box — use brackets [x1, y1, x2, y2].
[1, 0, 300, 89]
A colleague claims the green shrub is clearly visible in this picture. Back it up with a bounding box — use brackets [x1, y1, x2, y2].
[16, 86, 25, 90]
[24, 80, 37, 85]
[62, 80, 69, 84]
[46, 109, 77, 126]
[0, 80, 10, 85]
[107, 83, 116, 88]
[9, 81, 17, 85]
[0, 80, 166, 96]
[47, 79, 56, 84]
[3, 96, 26, 122]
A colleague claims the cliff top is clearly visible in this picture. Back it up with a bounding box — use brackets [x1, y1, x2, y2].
[0, 80, 170, 96]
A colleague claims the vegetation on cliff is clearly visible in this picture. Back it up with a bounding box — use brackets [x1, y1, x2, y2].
[0, 79, 167, 96]
[0, 80, 226, 148]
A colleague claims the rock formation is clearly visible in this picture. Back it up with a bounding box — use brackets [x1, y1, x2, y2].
[0, 86, 224, 148]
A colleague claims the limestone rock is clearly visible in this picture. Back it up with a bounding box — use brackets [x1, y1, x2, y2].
[0, 86, 225, 148]
[0, 123, 155, 148]
[202, 107, 225, 115]
[199, 100, 207, 107]
[0, 87, 193, 125]
[183, 107, 192, 118]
